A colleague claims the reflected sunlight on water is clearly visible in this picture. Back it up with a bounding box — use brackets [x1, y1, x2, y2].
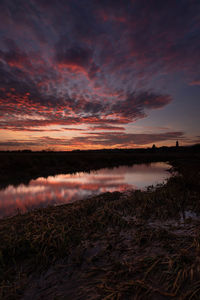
[0, 162, 170, 218]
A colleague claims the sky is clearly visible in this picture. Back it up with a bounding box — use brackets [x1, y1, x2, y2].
[0, 0, 199, 151]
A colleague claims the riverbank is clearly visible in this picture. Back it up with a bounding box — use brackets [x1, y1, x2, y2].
[0, 155, 200, 299]
[0, 145, 199, 188]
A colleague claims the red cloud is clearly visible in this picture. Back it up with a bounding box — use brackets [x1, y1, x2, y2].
[0, 0, 198, 149]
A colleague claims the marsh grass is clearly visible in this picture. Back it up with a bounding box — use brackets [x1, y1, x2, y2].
[0, 155, 200, 299]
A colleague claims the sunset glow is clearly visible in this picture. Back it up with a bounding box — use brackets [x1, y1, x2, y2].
[0, 0, 199, 150]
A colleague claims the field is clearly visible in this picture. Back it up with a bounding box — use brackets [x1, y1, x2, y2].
[0, 146, 200, 299]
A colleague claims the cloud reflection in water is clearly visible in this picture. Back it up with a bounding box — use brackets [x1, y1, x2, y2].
[0, 162, 170, 218]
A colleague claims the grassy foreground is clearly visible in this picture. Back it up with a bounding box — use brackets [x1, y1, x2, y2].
[0, 156, 200, 299]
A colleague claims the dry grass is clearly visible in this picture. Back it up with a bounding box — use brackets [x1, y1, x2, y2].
[0, 155, 200, 299]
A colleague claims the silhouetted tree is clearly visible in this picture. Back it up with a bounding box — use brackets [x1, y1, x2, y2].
[176, 141, 179, 147]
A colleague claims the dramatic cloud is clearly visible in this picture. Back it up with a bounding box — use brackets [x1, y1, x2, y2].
[0, 0, 199, 149]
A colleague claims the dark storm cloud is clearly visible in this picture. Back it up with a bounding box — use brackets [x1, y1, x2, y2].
[0, 39, 30, 68]
[111, 92, 171, 119]
[55, 41, 93, 68]
[0, 0, 199, 147]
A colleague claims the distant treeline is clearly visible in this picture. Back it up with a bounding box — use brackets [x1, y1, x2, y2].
[1, 143, 200, 153]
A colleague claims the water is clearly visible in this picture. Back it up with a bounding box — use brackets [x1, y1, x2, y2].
[0, 162, 170, 218]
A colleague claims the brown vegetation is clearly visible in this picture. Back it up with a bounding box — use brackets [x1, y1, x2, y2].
[0, 149, 200, 299]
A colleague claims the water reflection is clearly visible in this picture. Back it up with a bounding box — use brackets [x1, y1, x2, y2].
[0, 162, 170, 218]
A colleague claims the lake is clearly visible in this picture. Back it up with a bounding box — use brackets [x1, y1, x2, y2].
[0, 162, 170, 218]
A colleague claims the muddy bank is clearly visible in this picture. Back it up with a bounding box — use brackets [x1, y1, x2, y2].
[22, 213, 200, 300]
